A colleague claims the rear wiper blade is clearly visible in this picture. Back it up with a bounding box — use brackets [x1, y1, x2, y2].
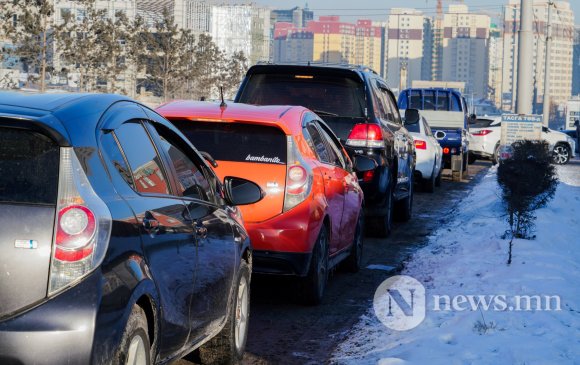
[311, 109, 339, 117]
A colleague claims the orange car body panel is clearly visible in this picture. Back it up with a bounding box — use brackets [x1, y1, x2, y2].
[157, 101, 363, 263]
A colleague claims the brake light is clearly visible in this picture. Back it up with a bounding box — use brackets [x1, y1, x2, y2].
[414, 139, 427, 150]
[55, 205, 96, 261]
[443, 147, 450, 154]
[472, 129, 493, 136]
[49, 148, 112, 295]
[284, 137, 313, 211]
[346, 124, 384, 148]
[363, 170, 374, 182]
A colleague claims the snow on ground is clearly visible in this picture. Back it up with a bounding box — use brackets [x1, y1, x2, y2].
[333, 162, 580, 365]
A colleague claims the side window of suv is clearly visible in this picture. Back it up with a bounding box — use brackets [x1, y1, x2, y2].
[114, 122, 171, 195]
[385, 90, 403, 125]
[371, 81, 388, 121]
[153, 125, 213, 203]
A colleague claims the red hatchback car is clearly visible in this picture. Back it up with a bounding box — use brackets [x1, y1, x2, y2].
[158, 102, 375, 303]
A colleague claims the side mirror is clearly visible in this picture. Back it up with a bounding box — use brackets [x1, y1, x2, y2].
[469, 113, 477, 121]
[353, 155, 378, 172]
[404, 109, 420, 125]
[223, 176, 264, 206]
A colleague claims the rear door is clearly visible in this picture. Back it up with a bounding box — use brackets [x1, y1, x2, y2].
[0, 126, 59, 318]
[104, 119, 196, 359]
[169, 120, 287, 223]
[304, 122, 345, 254]
[315, 121, 360, 252]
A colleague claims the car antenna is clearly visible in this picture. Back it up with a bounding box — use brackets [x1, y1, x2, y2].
[219, 87, 227, 109]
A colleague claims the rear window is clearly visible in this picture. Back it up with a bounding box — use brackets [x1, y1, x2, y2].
[171, 121, 287, 165]
[0, 127, 59, 205]
[237, 73, 366, 118]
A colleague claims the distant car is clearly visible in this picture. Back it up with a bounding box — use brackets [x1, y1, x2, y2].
[158, 101, 376, 305]
[406, 113, 443, 192]
[562, 130, 579, 153]
[469, 117, 576, 164]
[234, 64, 416, 238]
[0, 92, 263, 365]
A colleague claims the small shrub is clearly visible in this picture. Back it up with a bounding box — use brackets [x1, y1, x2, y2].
[497, 140, 559, 264]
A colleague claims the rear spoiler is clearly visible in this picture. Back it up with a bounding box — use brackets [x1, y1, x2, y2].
[0, 114, 71, 146]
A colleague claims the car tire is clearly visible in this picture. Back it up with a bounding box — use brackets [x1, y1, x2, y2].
[422, 165, 436, 193]
[116, 306, 152, 365]
[199, 260, 251, 364]
[492, 143, 500, 165]
[344, 212, 364, 273]
[395, 174, 413, 222]
[367, 182, 394, 238]
[468, 153, 477, 164]
[553, 144, 571, 165]
[462, 152, 468, 172]
[302, 227, 329, 305]
[435, 168, 442, 187]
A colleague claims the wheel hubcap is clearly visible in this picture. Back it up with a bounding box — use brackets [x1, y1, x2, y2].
[235, 276, 249, 352]
[126, 335, 147, 365]
[553, 146, 569, 164]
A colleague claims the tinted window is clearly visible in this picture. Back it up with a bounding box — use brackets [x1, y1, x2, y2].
[405, 121, 421, 133]
[172, 120, 286, 165]
[115, 122, 170, 195]
[237, 73, 366, 118]
[436, 91, 450, 111]
[424, 90, 436, 110]
[410, 90, 422, 109]
[101, 133, 135, 190]
[317, 125, 344, 167]
[307, 124, 331, 164]
[0, 128, 59, 204]
[385, 91, 402, 125]
[156, 130, 211, 202]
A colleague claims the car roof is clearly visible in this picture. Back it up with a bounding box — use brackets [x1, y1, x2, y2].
[157, 101, 308, 135]
[250, 62, 378, 74]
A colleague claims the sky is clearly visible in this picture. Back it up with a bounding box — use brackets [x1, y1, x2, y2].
[252, 0, 580, 25]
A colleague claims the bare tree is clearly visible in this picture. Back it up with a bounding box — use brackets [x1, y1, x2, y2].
[222, 50, 248, 99]
[98, 10, 131, 94]
[3, 0, 56, 91]
[191, 33, 225, 100]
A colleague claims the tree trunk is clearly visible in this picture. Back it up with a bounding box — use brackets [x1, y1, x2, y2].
[40, 13, 47, 92]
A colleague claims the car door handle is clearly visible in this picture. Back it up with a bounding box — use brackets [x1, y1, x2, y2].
[143, 217, 160, 233]
[195, 224, 208, 239]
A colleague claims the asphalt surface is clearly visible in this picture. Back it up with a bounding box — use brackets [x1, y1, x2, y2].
[175, 161, 492, 365]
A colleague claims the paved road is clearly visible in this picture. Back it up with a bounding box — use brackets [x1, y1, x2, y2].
[175, 161, 491, 365]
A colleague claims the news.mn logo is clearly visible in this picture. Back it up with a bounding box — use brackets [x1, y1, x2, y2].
[373, 275, 426, 331]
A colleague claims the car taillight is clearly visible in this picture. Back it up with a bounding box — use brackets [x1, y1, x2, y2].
[472, 129, 493, 136]
[414, 139, 427, 150]
[284, 137, 313, 211]
[49, 148, 112, 295]
[55, 205, 96, 261]
[362, 170, 374, 182]
[346, 124, 384, 148]
[443, 147, 450, 154]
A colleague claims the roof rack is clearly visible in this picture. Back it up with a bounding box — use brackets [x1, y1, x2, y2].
[254, 61, 378, 75]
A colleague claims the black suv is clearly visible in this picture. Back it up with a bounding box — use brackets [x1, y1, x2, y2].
[0, 92, 262, 364]
[235, 64, 416, 237]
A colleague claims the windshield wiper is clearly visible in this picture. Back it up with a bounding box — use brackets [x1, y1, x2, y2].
[311, 109, 339, 117]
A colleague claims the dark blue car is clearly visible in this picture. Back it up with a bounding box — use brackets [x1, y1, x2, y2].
[0, 92, 262, 364]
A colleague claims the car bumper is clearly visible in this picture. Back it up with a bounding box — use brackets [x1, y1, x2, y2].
[415, 151, 435, 179]
[0, 271, 100, 365]
[245, 198, 324, 275]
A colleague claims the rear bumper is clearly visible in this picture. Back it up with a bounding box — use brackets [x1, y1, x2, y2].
[0, 271, 100, 365]
[245, 198, 324, 255]
[253, 250, 312, 276]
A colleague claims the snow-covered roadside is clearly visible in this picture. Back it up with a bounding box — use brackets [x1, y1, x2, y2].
[333, 163, 580, 365]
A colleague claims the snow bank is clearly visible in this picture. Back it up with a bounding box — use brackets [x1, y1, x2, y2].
[333, 164, 580, 365]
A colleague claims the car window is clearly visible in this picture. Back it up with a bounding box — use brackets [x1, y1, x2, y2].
[114, 122, 171, 195]
[424, 90, 436, 110]
[317, 123, 345, 168]
[101, 132, 135, 190]
[436, 91, 450, 111]
[385, 90, 402, 125]
[154, 126, 212, 202]
[307, 124, 332, 164]
[405, 120, 421, 133]
[0, 128, 59, 205]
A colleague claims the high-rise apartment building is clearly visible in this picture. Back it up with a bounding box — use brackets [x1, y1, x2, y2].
[440, 4, 490, 100]
[488, 24, 503, 108]
[271, 6, 313, 28]
[272, 16, 382, 72]
[572, 26, 580, 96]
[502, 0, 575, 112]
[385, 8, 427, 91]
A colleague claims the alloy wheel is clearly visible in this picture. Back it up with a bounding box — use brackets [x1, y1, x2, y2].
[553, 145, 569, 165]
[234, 275, 249, 352]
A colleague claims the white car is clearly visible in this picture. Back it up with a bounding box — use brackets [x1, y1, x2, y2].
[407, 115, 443, 192]
[469, 117, 576, 165]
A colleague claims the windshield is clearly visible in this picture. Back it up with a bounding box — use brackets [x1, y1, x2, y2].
[237, 73, 367, 118]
